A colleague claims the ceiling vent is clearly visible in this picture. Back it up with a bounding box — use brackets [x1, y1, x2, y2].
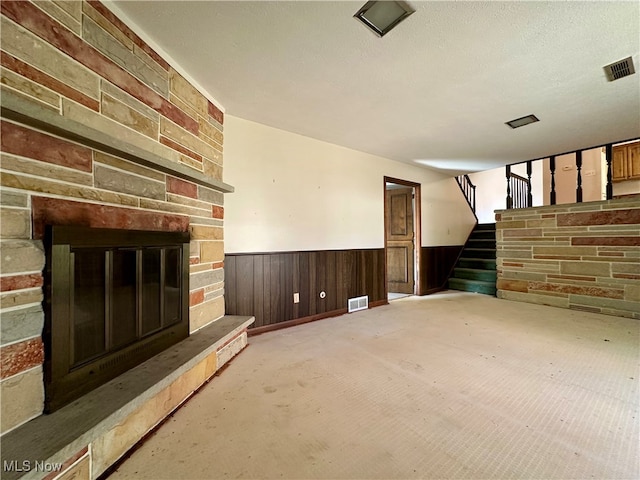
[603, 56, 636, 81]
[505, 114, 539, 129]
[354, 1, 415, 37]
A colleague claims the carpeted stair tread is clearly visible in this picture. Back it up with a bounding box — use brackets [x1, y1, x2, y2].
[448, 223, 497, 296]
[458, 258, 497, 270]
[462, 248, 496, 259]
[453, 267, 497, 282]
[448, 278, 497, 295]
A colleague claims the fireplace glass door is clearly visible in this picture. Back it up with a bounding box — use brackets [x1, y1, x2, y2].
[45, 226, 189, 412]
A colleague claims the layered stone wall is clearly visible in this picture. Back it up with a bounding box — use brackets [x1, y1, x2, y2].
[495, 196, 640, 319]
[1, 0, 227, 436]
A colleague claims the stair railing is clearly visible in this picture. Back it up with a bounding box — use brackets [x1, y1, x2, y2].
[456, 174, 476, 217]
[506, 166, 531, 209]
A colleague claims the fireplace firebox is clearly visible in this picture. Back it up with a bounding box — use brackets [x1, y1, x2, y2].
[44, 226, 190, 412]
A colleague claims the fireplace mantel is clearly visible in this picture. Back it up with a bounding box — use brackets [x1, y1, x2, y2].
[0, 90, 234, 194]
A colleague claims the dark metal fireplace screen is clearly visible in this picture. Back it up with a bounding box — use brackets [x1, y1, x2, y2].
[44, 226, 189, 412]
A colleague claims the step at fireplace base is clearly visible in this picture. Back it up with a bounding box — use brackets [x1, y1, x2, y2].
[1, 315, 254, 480]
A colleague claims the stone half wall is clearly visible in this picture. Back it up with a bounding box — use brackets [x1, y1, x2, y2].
[0, 0, 229, 437]
[495, 196, 640, 319]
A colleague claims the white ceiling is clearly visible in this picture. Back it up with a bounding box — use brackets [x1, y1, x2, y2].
[110, 1, 640, 175]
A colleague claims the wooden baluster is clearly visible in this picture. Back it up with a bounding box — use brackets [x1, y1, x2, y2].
[471, 184, 476, 212]
[526, 160, 533, 207]
[519, 180, 524, 207]
[549, 156, 556, 205]
[506, 165, 512, 209]
[576, 151, 583, 203]
[605, 144, 613, 200]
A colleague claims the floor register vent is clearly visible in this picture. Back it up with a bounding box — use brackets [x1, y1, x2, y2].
[348, 295, 369, 313]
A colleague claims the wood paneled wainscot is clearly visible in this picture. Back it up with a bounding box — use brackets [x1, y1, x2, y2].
[419, 245, 465, 295]
[225, 249, 386, 332]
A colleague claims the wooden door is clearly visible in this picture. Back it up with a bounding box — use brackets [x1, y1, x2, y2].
[385, 187, 414, 294]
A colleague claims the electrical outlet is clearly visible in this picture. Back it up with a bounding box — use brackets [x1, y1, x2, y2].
[584, 170, 596, 177]
[293, 293, 300, 304]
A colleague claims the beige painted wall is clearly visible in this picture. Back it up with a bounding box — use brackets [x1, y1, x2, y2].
[542, 148, 606, 204]
[224, 116, 475, 253]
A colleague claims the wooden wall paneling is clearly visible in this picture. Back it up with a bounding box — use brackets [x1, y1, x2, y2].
[263, 255, 273, 326]
[372, 249, 384, 302]
[272, 254, 281, 325]
[446, 245, 464, 288]
[308, 252, 317, 315]
[419, 246, 463, 294]
[283, 253, 294, 322]
[370, 249, 379, 300]
[418, 248, 431, 293]
[344, 250, 358, 300]
[224, 255, 237, 315]
[358, 249, 383, 301]
[292, 252, 300, 320]
[298, 252, 310, 318]
[429, 248, 440, 293]
[226, 248, 386, 330]
[235, 255, 254, 317]
[419, 248, 431, 294]
[253, 255, 264, 328]
[335, 250, 346, 310]
[316, 250, 327, 314]
[356, 250, 367, 297]
[325, 250, 337, 312]
[363, 250, 374, 300]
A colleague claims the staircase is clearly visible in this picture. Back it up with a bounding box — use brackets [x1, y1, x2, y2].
[448, 223, 497, 295]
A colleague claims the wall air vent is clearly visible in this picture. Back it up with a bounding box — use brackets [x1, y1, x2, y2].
[348, 295, 369, 313]
[603, 56, 636, 81]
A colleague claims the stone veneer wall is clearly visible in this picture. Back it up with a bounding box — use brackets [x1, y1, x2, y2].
[1, 0, 227, 436]
[495, 196, 640, 319]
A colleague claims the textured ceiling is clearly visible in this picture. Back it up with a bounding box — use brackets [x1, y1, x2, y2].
[110, 1, 640, 174]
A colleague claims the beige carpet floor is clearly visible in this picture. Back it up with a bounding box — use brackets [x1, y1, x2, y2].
[108, 291, 639, 480]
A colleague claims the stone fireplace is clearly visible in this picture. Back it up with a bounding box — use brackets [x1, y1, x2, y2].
[1, 1, 254, 478]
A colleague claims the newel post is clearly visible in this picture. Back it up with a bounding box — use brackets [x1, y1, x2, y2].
[526, 160, 533, 207]
[576, 150, 583, 203]
[506, 165, 512, 209]
[605, 144, 613, 200]
[549, 156, 556, 205]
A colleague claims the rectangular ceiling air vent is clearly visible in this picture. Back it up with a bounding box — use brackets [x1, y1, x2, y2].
[505, 114, 539, 129]
[603, 56, 636, 81]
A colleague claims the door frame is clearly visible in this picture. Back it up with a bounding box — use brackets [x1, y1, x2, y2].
[383, 176, 421, 297]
